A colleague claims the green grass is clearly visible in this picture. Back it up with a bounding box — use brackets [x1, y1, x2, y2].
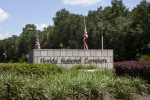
[0, 64, 150, 100]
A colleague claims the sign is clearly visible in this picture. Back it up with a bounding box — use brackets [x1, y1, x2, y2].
[29, 49, 113, 68]
[40, 57, 107, 64]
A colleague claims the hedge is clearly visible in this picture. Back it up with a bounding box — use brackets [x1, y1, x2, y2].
[114, 61, 150, 83]
[0, 63, 63, 75]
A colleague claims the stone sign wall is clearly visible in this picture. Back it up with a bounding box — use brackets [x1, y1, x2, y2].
[29, 49, 113, 68]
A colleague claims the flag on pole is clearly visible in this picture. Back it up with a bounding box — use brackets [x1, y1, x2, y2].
[83, 17, 88, 50]
[35, 32, 41, 49]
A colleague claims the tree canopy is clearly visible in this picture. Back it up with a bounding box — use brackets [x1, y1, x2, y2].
[0, 0, 149, 62]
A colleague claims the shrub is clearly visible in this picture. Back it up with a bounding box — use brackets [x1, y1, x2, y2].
[114, 61, 150, 83]
[0, 63, 63, 75]
[139, 55, 150, 61]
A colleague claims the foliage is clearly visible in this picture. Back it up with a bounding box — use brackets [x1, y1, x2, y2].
[0, 63, 63, 75]
[139, 55, 150, 61]
[114, 61, 150, 83]
[0, 65, 150, 100]
[0, 0, 150, 62]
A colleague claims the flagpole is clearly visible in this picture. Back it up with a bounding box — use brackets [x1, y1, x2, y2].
[102, 33, 103, 50]
[36, 31, 38, 42]
[83, 16, 88, 50]
[35, 31, 41, 49]
[100, 19, 104, 50]
[101, 27, 104, 51]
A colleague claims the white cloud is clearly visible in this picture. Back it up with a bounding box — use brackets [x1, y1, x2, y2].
[36, 24, 48, 30]
[23, 23, 48, 30]
[0, 32, 10, 40]
[126, 4, 134, 11]
[62, 0, 102, 6]
[100, 1, 108, 6]
[0, 8, 9, 22]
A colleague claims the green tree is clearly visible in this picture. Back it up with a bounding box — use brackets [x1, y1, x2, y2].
[40, 25, 54, 49]
[0, 0, 149, 62]
[130, 0, 150, 57]
[52, 9, 83, 49]
[0, 35, 19, 62]
[18, 24, 37, 62]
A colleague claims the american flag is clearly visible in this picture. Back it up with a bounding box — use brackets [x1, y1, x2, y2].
[83, 17, 88, 50]
[35, 32, 40, 49]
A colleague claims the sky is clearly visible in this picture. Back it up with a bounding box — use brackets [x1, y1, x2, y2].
[0, 0, 148, 40]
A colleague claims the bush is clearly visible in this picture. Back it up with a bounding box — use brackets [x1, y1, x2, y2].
[114, 61, 150, 83]
[0, 63, 63, 75]
[139, 55, 150, 61]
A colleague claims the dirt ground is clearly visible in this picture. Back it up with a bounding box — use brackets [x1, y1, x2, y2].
[102, 95, 150, 100]
[113, 95, 150, 100]
[133, 95, 150, 100]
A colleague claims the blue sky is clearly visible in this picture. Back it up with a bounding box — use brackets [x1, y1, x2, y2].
[0, 0, 148, 40]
